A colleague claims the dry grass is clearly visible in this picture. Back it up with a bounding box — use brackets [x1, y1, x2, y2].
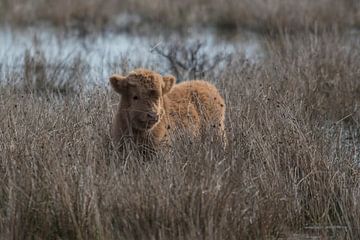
[1, 0, 360, 33]
[0, 30, 359, 239]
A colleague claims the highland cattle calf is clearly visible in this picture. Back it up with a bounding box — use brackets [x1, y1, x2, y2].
[110, 68, 226, 148]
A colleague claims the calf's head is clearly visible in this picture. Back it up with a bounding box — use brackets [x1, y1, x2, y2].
[110, 69, 175, 130]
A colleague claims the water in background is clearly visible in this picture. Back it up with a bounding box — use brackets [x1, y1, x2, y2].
[0, 26, 264, 85]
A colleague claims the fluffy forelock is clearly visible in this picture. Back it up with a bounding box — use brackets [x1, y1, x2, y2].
[128, 68, 163, 90]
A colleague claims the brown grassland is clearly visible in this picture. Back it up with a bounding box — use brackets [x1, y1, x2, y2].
[0, 0, 360, 33]
[1, 31, 360, 239]
[1, 1, 360, 239]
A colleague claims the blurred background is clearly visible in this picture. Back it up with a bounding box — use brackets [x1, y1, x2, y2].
[1, 0, 360, 32]
[1, 0, 359, 88]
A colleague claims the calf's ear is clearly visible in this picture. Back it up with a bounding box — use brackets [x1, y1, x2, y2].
[109, 75, 128, 94]
[162, 75, 176, 94]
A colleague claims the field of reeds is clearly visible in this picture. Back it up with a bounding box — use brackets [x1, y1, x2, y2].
[1, 0, 360, 33]
[1, 1, 360, 239]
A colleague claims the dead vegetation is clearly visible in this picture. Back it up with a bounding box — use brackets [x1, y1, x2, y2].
[22, 49, 86, 95]
[1, 0, 360, 33]
[0, 30, 359, 239]
[152, 40, 231, 81]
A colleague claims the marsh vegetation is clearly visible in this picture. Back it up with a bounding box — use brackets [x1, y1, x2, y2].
[0, 1, 360, 239]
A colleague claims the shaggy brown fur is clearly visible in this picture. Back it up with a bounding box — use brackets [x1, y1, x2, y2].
[110, 68, 226, 147]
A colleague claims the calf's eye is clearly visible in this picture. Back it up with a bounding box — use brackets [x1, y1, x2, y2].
[133, 96, 139, 100]
[149, 90, 158, 97]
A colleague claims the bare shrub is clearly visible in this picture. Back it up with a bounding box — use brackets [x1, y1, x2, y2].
[152, 40, 231, 81]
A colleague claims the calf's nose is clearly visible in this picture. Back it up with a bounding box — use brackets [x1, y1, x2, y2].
[147, 112, 159, 122]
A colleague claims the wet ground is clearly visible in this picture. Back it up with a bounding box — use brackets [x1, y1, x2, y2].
[0, 26, 264, 84]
